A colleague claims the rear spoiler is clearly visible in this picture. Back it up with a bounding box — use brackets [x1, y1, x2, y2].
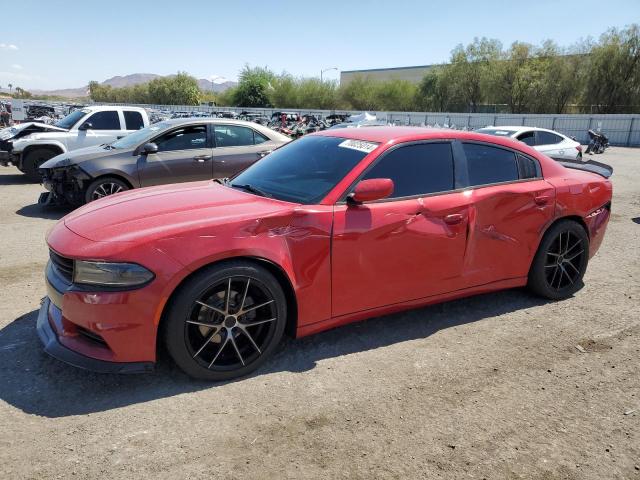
[552, 159, 613, 179]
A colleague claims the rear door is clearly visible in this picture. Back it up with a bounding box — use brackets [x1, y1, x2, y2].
[211, 124, 274, 179]
[122, 110, 145, 134]
[331, 141, 471, 316]
[138, 124, 213, 187]
[459, 142, 555, 287]
[71, 110, 123, 150]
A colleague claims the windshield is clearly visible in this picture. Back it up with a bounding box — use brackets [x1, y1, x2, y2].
[111, 121, 171, 149]
[476, 128, 518, 137]
[230, 135, 377, 204]
[54, 109, 88, 129]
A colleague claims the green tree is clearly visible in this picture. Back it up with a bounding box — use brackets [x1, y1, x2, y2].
[233, 65, 274, 107]
[448, 37, 502, 112]
[582, 24, 640, 113]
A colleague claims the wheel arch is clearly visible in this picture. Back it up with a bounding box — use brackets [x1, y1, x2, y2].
[529, 214, 589, 273]
[156, 255, 299, 354]
[87, 172, 135, 190]
[20, 143, 65, 167]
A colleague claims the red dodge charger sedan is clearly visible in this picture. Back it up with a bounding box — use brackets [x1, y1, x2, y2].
[38, 127, 612, 380]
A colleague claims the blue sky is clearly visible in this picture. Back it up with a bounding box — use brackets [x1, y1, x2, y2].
[1, 0, 638, 90]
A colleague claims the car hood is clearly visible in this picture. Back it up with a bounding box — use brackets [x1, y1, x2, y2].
[40, 144, 127, 169]
[0, 122, 68, 141]
[63, 181, 295, 243]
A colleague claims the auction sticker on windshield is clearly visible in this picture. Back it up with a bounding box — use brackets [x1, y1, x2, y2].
[338, 139, 379, 153]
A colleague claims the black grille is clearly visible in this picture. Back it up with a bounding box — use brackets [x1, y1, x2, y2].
[0, 139, 13, 152]
[50, 250, 74, 282]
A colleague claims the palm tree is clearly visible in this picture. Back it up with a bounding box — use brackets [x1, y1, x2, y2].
[8, 83, 13, 93]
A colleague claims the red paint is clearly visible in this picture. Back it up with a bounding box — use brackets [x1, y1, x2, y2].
[45, 128, 612, 364]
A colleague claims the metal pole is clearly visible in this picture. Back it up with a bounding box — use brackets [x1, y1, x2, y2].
[626, 117, 635, 147]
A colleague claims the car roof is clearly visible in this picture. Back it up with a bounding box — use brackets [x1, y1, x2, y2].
[160, 117, 268, 126]
[84, 105, 147, 113]
[480, 125, 563, 135]
[315, 126, 534, 145]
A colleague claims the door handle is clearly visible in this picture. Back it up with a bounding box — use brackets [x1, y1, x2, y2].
[534, 195, 550, 206]
[258, 150, 273, 158]
[193, 155, 212, 162]
[443, 213, 464, 225]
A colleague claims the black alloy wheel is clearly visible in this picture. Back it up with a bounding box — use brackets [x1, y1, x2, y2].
[164, 261, 287, 381]
[528, 220, 589, 300]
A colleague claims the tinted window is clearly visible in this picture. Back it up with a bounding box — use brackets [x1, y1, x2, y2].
[124, 111, 144, 130]
[537, 131, 563, 145]
[463, 143, 519, 186]
[214, 125, 256, 147]
[86, 111, 120, 130]
[54, 109, 87, 129]
[231, 135, 373, 204]
[517, 154, 540, 179]
[254, 130, 269, 145]
[517, 131, 536, 146]
[155, 125, 207, 152]
[361, 143, 454, 198]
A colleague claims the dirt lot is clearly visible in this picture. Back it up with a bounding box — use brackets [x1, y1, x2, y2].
[0, 148, 638, 480]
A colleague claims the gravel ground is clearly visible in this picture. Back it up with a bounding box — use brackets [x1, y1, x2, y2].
[0, 148, 638, 480]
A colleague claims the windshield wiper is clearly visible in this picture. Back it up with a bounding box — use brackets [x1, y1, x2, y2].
[230, 183, 271, 198]
[214, 177, 229, 185]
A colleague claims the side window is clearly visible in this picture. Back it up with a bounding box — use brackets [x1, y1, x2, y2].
[517, 154, 540, 179]
[360, 143, 454, 199]
[85, 111, 121, 130]
[124, 111, 144, 130]
[254, 130, 269, 145]
[516, 131, 536, 146]
[214, 125, 256, 147]
[537, 131, 563, 145]
[463, 143, 519, 186]
[154, 125, 207, 152]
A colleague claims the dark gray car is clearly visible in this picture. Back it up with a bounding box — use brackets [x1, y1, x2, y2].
[39, 118, 290, 205]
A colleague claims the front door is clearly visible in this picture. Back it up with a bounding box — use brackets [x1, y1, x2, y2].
[69, 110, 123, 150]
[138, 124, 212, 187]
[331, 142, 470, 317]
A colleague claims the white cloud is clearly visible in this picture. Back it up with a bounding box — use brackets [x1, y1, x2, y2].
[11, 64, 22, 70]
[0, 43, 19, 51]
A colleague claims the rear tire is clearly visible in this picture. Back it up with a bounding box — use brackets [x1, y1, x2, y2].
[163, 261, 287, 381]
[528, 220, 589, 300]
[22, 148, 57, 181]
[85, 177, 129, 203]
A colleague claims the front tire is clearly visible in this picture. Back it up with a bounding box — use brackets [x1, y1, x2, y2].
[528, 220, 589, 300]
[163, 261, 287, 381]
[22, 148, 57, 181]
[85, 177, 129, 203]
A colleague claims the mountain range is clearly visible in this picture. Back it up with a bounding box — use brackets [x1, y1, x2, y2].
[30, 73, 237, 98]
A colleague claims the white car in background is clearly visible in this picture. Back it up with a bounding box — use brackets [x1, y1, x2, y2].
[476, 126, 583, 162]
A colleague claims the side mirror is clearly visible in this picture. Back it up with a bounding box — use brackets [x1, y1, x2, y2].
[348, 178, 394, 204]
[79, 122, 93, 131]
[142, 142, 158, 154]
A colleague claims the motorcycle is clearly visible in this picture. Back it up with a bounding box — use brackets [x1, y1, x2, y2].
[585, 129, 609, 154]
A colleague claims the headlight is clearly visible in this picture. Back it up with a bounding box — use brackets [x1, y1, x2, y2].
[73, 261, 154, 287]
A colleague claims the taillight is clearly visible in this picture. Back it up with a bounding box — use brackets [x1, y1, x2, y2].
[576, 145, 583, 152]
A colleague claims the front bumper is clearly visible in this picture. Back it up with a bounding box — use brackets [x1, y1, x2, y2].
[37, 258, 160, 373]
[37, 297, 154, 374]
[0, 150, 12, 166]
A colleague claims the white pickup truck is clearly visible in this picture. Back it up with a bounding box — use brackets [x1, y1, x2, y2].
[0, 105, 150, 180]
